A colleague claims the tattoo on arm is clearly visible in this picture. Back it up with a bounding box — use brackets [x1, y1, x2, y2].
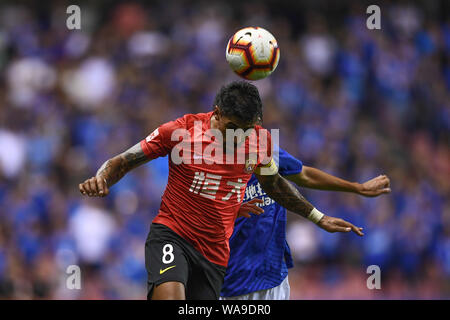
[96, 143, 149, 187]
[256, 173, 314, 218]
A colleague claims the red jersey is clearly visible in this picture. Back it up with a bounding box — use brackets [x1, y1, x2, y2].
[140, 111, 276, 266]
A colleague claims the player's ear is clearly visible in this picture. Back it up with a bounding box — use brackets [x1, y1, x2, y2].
[256, 115, 262, 126]
[213, 105, 221, 119]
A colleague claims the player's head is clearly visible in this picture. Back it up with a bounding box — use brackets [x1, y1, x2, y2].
[213, 81, 263, 135]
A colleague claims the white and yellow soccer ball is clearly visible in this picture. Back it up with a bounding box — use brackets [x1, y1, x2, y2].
[226, 27, 280, 80]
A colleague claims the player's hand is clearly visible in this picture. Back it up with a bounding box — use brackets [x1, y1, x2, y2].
[317, 215, 364, 236]
[79, 176, 109, 197]
[237, 199, 264, 218]
[357, 174, 391, 197]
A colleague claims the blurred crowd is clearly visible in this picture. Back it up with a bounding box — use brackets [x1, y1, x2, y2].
[0, 0, 448, 299]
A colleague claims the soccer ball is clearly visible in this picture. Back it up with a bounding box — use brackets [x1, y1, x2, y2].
[226, 27, 280, 81]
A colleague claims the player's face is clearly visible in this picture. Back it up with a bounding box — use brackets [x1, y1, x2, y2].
[213, 107, 257, 148]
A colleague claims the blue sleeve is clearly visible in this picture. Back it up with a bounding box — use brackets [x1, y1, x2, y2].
[274, 147, 303, 176]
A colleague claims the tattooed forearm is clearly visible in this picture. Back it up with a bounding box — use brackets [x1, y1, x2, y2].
[256, 173, 314, 218]
[96, 143, 149, 187]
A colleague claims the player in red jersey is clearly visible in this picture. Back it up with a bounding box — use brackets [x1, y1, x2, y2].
[79, 81, 363, 300]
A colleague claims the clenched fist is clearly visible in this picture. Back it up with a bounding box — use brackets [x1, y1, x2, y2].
[358, 174, 391, 197]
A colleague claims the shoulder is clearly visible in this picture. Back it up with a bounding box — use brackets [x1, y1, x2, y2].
[253, 125, 272, 150]
[178, 112, 213, 129]
[276, 147, 303, 175]
[254, 124, 268, 133]
[253, 125, 272, 142]
[160, 112, 211, 131]
[276, 147, 295, 166]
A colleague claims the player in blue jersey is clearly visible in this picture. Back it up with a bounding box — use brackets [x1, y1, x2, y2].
[220, 147, 391, 299]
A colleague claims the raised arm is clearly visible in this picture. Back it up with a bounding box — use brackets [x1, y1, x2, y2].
[255, 172, 364, 236]
[285, 166, 391, 197]
[79, 142, 149, 197]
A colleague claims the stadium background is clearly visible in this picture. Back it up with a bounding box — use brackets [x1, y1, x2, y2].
[0, 0, 448, 299]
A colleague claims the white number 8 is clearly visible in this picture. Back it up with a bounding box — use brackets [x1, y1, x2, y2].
[162, 244, 174, 264]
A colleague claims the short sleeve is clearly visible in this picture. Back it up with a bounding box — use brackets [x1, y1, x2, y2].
[275, 147, 303, 176]
[140, 117, 186, 160]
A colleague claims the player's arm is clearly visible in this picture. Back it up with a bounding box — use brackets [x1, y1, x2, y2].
[255, 163, 363, 236]
[285, 166, 391, 197]
[79, 116, 183, 198]
[79, 142, 149, 197]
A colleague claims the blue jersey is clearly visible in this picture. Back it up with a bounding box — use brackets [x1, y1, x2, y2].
[221, 148, 303, 297]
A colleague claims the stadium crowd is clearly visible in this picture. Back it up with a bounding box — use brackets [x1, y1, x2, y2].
[0, 0, 448, 299]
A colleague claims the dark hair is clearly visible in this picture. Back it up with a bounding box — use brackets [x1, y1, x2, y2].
[214, 81, 262, 124]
